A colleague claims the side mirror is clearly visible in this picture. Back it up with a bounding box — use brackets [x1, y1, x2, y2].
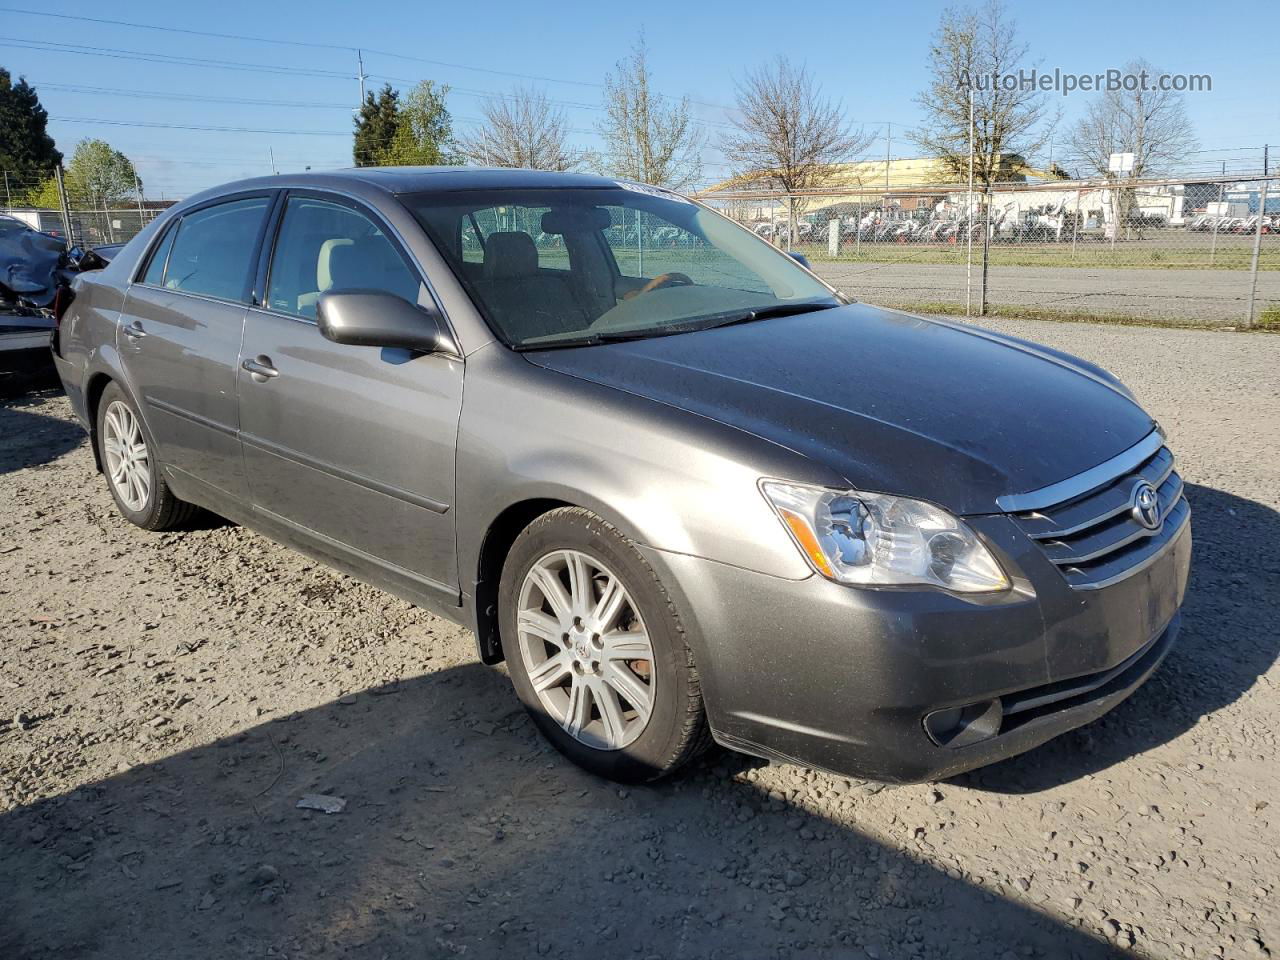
[789, 252, 812, 269]
[317, 289, 455, 354]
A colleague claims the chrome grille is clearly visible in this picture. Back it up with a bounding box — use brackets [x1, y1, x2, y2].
[1009, 440, 1189, 590]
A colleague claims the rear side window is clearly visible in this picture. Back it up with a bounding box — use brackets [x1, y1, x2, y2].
[162, 197, 270, 302]
[140, 221, 177, 286]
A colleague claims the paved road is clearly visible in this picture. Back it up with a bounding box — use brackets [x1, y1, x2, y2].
[814, 262, 1280, 324]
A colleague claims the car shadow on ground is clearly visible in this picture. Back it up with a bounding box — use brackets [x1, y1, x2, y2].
[1, 664, 1121, 960]
[957, 482, 1280, 793]
[0, 389, 85, 476]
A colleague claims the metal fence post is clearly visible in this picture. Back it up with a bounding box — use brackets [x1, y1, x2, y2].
[1245, 179, 1269, 329]
[134, 175, 146, 234]
[981, 183, 993, 316]
[54, 166, 74, 247]
[1209, 177, 1224, 266]
[1071, 187, 1081, 260]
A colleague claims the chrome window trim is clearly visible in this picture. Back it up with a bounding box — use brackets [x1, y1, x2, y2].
[127, 283, 254, 311]
[996, 430, 1166, 513]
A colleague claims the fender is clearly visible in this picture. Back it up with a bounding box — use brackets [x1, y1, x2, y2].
[453, 345, 845, 662]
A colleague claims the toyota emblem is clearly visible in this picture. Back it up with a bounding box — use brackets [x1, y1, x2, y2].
[1130, 480, 1162, 531]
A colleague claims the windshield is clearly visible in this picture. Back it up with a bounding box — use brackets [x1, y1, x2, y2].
[404, 185, 840, 348]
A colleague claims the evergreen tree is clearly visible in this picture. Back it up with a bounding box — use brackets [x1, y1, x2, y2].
[0, 68, 62, 181]
[352, 84, 401, 167]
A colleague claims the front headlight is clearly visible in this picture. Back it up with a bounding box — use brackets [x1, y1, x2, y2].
[760, 480, 1010, 593]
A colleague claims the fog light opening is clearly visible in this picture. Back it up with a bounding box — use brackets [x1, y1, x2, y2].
[924, 698, 1003, 747]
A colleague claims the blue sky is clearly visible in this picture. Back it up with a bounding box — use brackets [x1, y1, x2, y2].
[1, 0, 1276, 199]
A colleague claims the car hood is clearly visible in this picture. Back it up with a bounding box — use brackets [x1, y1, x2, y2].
[526, 303, 1155, 515]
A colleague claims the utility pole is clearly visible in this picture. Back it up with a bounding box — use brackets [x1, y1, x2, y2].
[357, 49, 368, 105]
[269, 147, 278, 175]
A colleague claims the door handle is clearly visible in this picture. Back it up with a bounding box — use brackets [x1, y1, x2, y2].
[241, 356, 279, 381]
[123, 321, 147, 339]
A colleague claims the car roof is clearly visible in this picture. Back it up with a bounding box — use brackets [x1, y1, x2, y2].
[180, 166, 631, 208]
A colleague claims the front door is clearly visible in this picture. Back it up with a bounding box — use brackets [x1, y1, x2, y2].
[119, 194, 273, 501]
[237, 192, 463, 597]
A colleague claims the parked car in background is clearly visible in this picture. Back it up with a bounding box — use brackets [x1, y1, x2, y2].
[51, 168, 1191, 784]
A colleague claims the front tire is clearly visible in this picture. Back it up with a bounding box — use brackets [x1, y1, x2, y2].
[96, 381, 197, 531]
[499, 507, 710, 782]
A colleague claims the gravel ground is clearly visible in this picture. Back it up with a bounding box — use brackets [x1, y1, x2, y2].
[811, 263, 1279, 324]
[1, 320, 1277, 960]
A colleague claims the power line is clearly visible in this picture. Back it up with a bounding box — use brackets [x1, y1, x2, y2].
[29, 81, 354, 110]
[0, 36, 356, 79]
[9, 37, 743, 136]
[0, 6, 740, 111]
[49, 116, 347, 137]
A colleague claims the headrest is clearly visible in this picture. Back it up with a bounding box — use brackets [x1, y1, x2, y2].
[327, 239, 386, 290]
[483, 231, 539, 279]
[541, 207, 612, 234]
[316, 237, 354, 290]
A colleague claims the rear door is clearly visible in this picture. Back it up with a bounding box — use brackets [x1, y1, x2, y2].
[237, 190, 463, 598]
[119, 193, 274, 501]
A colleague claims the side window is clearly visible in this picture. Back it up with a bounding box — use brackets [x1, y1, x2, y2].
[163, 197, 269, 302]
[462, 205, 568, 273]
[140, 221, 177, 286]
[266, 195, 423, 320]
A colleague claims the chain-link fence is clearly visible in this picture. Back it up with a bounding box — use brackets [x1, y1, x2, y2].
[2, 168, 166, 250]
[700, 174, 1280, 328]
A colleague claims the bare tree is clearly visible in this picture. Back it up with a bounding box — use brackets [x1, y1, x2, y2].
[721, 57, 873, 247]
[595, 37, 702, 190]
[911, 0, 1054, 313]
[457, 87, 581, 171]
[1067, 58, 1197, 228]
[911, 0, 1053, 187]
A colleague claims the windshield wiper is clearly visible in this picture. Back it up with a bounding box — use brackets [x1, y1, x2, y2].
[514, 301, 840, 351]
[696, 300, 839, 332]
[513, 326, 698, 351]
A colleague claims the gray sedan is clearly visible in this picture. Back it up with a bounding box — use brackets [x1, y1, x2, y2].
[51, 168, 1190, 783]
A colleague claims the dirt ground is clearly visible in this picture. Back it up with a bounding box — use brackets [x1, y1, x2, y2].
[1, 319, 1277, 960]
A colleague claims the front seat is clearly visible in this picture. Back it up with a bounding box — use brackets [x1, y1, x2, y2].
[296, 237, 353, 318]
[481, 231, 587, 341]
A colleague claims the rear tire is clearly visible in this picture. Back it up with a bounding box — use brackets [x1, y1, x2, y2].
[95, 381, 198, 531]
[499, 507, 710, 782]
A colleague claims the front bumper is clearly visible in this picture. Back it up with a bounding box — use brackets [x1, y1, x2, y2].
[640, 509, 1191, 783]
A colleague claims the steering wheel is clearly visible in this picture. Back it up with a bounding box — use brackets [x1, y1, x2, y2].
[624, 272, 694, 300]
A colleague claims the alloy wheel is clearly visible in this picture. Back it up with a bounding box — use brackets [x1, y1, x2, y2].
[102, 400, 151, 512]
[516, 549, 655, 750]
